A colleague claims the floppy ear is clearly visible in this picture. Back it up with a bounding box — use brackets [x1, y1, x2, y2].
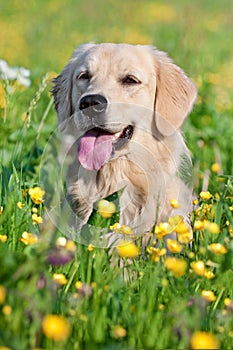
[153, 49, 197, 136]
[52, 43, 95, 125]
[52, 63, 73, 125]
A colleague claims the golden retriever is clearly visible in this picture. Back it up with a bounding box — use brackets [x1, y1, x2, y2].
[52, 43, 197, 239]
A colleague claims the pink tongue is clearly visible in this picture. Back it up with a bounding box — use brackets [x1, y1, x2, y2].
[78, 129, 114, 170]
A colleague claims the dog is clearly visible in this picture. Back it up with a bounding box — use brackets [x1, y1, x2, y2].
[52, 43, 197, 241]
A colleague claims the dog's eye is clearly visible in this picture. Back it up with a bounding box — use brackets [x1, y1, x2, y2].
[122, 75, 141, 85]
[77, 71, 91, 80]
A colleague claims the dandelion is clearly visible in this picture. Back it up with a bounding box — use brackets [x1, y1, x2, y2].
[208, 243, 227, 255]
[0, 285, 6, 304]
[191, 261, 205, 276]
[201, 290, 217, 302]
[190, 331, 220, 349]
[42, 314, 71, 341]
[17, 201, 25, 209]
[19, 232, 38, 245]
[111, 325, 127, 339]
[200, 191, 212, 201]
[52, 273, 68, 285]
[28, 186, 45, 204]
[211, 163, 221, 173]
[32, 213, 43, 224]
[147, 247, 166, 262]
[166, 239, 183, 253]
[0, 235, 7, 243]
[116, 240, 139, 258]
[164, 257, 187, 277]
[170, 199, 181, 208]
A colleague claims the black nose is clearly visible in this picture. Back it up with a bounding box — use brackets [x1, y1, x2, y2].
[79, 94, 108, 116]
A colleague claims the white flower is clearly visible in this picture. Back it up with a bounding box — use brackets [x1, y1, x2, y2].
[0, 59, 31, 87]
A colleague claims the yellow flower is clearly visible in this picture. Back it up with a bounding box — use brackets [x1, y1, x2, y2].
[194, 220, 208, 231]
[201, 290, 216, 302]
[191, 260, 205, 276]
[0, 206, 3, 215]
[75, 281, 83, 290]
[19, 232, 38, 245]
[190, 331, 220, 349]
[17, 201, 25, 209]
[97, 199, 116, 218]
[164, 257, 187, 277]
[224, 298, 231, 306]
[116, 240, 139, 258]
[32, 207, 38, 213]
[211, 163, 221, 173]
[42, 314, 71, 341]
[28, 186, 45, 204]
[177, 230, 192, 244]
[52, 273, 68, 285]
[0, 235, 7, 243]
[110, 223, 133, 235]
[0, 83, 6, 109]
[65, 240, 76, 252]
[87, 244, 95, 251]
[204, 270, 215, 280]
[32, 213, 43, 224]
[2, 305, 12, 316]
[0, 346, 11, 350]
[169, 199, 181, 208]
[166, 239, 183, 253]
[200, 191, 212, 201]
[154, 222, 170, 238]
[111, 325, 127, 339]
[193, 199, 198, 205]
[0, 285, 6, 304]
[206, 222, 219, 234]
[208, 243, 227, 255]
[147, 247, 166, 262]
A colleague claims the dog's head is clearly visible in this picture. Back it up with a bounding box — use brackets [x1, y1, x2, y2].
[52, 43, 197, 170]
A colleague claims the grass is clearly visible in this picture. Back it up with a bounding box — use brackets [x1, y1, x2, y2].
[0, 0, 233, 349]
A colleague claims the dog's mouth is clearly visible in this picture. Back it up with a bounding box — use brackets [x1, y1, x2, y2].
[78, 125, 134, 171]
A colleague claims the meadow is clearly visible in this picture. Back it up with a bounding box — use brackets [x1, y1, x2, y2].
[0, 0, 233, 349]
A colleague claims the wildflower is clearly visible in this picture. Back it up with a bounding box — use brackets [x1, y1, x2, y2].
[56, 237, 67, 247]
[0, 285, 6, 304]
[147, 247, 166, 262]
[194, 220, 208, 231]
[65, 240, 76, 252]
[211, 163, 221, 173]
[204, 270, 215, 279]
[87, 244, 94, 251]
[200, 191, 212, 201]
[190, 331, 220, 349]
[0, 206, 3, 215]
[170, 199, 181, 208]
[154, 222, 170, 238]
[0, 83, 6, 109]
[42, 314, 71, 341]
[46, 248, 74, 266]
[19, 232, 38, 245]
[32, 213, 43, 224]
[206, 222, 219, 234]
[52, 273, 68, 285]
[28, 186, 45, 204]
[17, 201, 25, 209]
[164, 257, 187, 277]
[110, 223, 133, 235]
[0, 235, 7, 243]
[2, 305, 12, 316]
[116, 240, 139, 258]
[191, 261, 205, 276]
[177, 230, 192, 244]
[208, 243, 227, 255]
[32, 207, 38, 213]
[224, 298, 231, 306]
[0, 59, 31, 87]
[201, 290, 217, 302]
[193, 199, 198, 205]
[97, 199, 116, 218]
[166, 239, 183, 253]
[75, 282, 93, 297]
[111, 325, 127, 339]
